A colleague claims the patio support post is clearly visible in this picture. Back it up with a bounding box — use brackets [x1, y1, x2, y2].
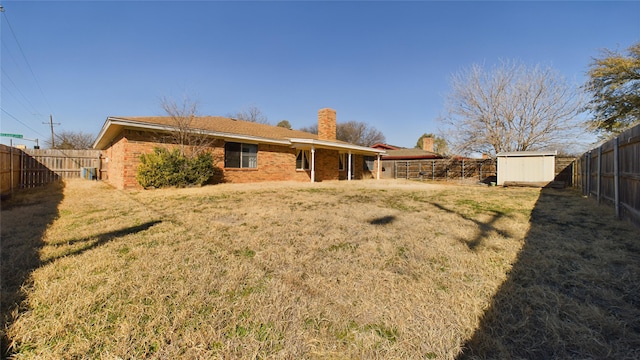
[348, 152, 352, 181]
[377, 154, 381, 180]
[311, 146, 316, 183]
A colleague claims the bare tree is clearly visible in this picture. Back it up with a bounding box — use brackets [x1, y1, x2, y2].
[298, 121, 385, 146]
[47, 130, 95, 149]
[299, 124, 318, 134]
[336, 120, 385, 147]
[232, 104, 269, 124]
[160, 96, 214, 158]
[440, 60, 585, 157]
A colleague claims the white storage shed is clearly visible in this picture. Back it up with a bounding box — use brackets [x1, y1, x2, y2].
[496, 151, 557, 186]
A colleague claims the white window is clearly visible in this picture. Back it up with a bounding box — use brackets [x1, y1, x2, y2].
[296, 150, 310, 170]
[339, 153, 346, 171]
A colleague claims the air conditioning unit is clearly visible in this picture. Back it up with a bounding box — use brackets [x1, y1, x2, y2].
[81, 167, 97, 180]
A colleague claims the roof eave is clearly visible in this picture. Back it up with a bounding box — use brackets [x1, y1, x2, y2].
[92, 117, 292, 149]
[289, 138, 386, 155]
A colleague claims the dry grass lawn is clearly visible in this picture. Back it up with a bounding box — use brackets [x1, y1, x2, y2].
[1, 179, 638, 359]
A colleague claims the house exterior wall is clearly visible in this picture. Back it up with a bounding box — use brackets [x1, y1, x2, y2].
[314, 149, 340, 182]
[101, 129, 347, 189]
[223, 144, 309, 183]
[104, 130, 160, 189]
[497, 155, 556, 185]
[100, 132, 129, 189]
[338, 154, 366, 180]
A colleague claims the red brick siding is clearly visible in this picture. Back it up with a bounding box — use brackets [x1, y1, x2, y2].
[338, 154, 368, 180]
[314, 149, 340, 181]
[102, 129, 347, 189]
[223, 144, 310, 183]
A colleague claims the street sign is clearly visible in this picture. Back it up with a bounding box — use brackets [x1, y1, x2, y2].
[0, 133, 23, 138]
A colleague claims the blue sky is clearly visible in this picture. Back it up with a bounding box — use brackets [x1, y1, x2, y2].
[1, 1, 639, 149]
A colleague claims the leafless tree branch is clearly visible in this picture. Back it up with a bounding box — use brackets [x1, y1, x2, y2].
[440, 60, 587, 157]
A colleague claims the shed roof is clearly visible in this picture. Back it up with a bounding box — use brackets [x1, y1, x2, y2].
[496, 150, 557, 157]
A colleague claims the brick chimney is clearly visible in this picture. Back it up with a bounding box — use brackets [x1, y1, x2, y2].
[422, 136, 434, 153]
[318, 108, 337, 141]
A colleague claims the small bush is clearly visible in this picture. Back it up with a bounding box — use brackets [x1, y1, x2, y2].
[136, 148, 219, 188]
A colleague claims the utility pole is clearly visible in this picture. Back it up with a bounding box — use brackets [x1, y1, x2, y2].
[43, 114, 60, 148]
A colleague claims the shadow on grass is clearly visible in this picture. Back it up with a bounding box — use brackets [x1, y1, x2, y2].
[428, 202, 511, 251]
[1, 183, 162, 359]
[457, 188, 640, 359]
[0, 183, 65, 359]
[42, 220, 162, 266]
[369, 215, 396, 225]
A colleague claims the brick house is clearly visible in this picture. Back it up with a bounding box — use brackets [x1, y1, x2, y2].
[93, 108, 386, 189]
[371, 137, 443, 161]
[371, 138, 444, 179]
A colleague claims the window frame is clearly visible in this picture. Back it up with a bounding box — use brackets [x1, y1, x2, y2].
[224, 142, 258, 169]
[363, 156, 375, 172]
[296, 149, 311, 170]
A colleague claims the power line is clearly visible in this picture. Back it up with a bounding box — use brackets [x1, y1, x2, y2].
[1, 68, 41, 115]
[1, 6, 55, 116]
[0, 107, 47, 138]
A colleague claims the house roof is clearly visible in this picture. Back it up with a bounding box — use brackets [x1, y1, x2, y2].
[371, 143, 402, 150]
[380, 147, 442, 160]
[93, 116, 385, 155]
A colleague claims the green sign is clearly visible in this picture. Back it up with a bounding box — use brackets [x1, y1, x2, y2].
[0, 133, 23, 139]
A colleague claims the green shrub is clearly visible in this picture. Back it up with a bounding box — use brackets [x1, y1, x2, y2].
[136, 148, 219, 188]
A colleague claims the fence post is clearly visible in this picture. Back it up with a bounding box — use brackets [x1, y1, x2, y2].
[597, 146, 602, 203]
[461, 159, 465, 181]
[432, 160, 435, 181]
[587, 151, 592, 197]
[10, 140, 14, 193]
[613, 137, 620, 219]
[21, 150, 25, 189]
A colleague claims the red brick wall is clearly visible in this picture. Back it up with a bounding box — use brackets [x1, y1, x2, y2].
[314, 149, 340, 181]
[102, 129, 347, 189]
[338, 154, 368, 180]
[223, 144, 310, 183]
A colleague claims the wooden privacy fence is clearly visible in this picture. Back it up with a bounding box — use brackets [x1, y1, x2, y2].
[0, 146, 102, 195]
[382, 157, 578, 186]
[578, 123, 640, 225]
[381, 158, 497, 183]
[0, 145, 22, 195]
